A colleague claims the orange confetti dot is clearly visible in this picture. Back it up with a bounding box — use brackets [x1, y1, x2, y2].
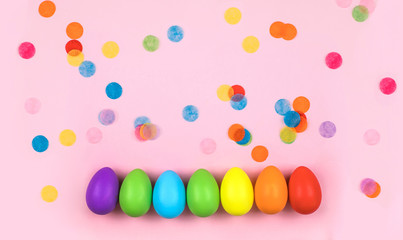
[38, 1, 56, 18]
[251, 145, 269, 162]
[269, 21, 285, 38]
[367, 182, 381, 198]
[228, 124, 245, 142]
[293, 96, 310, 113]
[295, 113, 308, 133]
[283, 24, 297, 40]
[66, 22, 84, 39]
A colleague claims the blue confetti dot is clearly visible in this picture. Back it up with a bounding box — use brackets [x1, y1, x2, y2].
[98, 109, 115, 126]
[284, 111, 301, 128]
[105, 82, 122, 99]
[134, 116, 151, 128]
[182, 105, 199, 122]
[275, 99, 291, 116]
[230, 94, 247, 110]
[32, 135, 49, 152]
[167, 25, 184, 42]
[79, 61, 96, 78]
[236, 129, 252, 146]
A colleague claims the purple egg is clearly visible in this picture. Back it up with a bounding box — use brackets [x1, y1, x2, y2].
[86, 167, 119, 215]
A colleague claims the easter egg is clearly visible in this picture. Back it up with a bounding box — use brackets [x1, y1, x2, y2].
[119, 169, 152, 217]
[254, 166, 288, 214]
[288, 166, 322, 214]
[153, 170, 186, 219]
[86, 167, 119, 215]
[220, 167, 254, 216]
[187, 169, 220, 217]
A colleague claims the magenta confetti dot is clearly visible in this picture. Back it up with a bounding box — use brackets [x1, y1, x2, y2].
[98, 109, 115, 126]
[134, 124, 146, 142]
[363, 129, 380, 145]
[360, 178, 377, 195]
[319, 121, 336, 138]
[379, 77, 396, 95]
[18, 42, 36, 59]
[200, 138, 216, 155]
[325, 52, 342, 69]
[86, 127, 103, 144]
[25, 97, 41, 114]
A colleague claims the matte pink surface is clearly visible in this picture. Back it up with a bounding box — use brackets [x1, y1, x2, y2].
[2, 0, 403, 239]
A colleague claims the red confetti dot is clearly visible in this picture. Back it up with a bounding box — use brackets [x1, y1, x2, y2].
[18, 42, 36, 59]
[231, 85, 245, 96]
[325, 52, 342, 69]
[379, 77, 396, 95]
[65, 40, 83, 55]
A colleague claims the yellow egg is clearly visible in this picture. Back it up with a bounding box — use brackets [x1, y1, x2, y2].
[220, 167, 254, 216]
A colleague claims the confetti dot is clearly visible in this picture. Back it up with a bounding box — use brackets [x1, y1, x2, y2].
[231, 85, 245, 96]
[79, 61, 96, 77]
[230, 94, 247, 110]
[336, 0, 353, 8]
[364, 129, 380, 145]
[32, 135, 49, 152]
[59, 129, 76, 146]
[25, 97, 41, 114]
[319, 121, 336, 138]
[251, 145, 269, 162]
[66, 22, 83, 39]
[105, 82, 122, 99]
[134, 116, 151, 128]
[236, 129, 252, 146]
[283, 23, 297, 40]
[182, 105, 199, 122]
[217, 84, 234, 102]
[293, 96, 310, 113]
[228, 124, 245, 142]
[284, 111, 301, 128]
[367, 182, 381, 198]
[379, 77, 396, 95]
[86, 127, 102, 144]
[41, 185, 58, 202]
[294, 112, 308, 133]
[275, 99, 291, 116]
[18, 42, 35, 59]
[38, 1, 56, 18]
[102, 41, 119, 58]
[200, 138, 216, 155]
[242, 36, 259, 53]
[360, 178, 381, 198]
[224, 7, 242, 25]
[134, 124, 147, 142]
[325, 52, 342, 69]
[99, 109, 115, 126]
[65, 40, 83, 55]
[67, 50, 84, 66]
[167, 25, 184, 42]
[140, 123, 159, 140]
[280, 127, 297, 144]
[270, 21, 285, 38]
[360, 0, 376, 13]
[143, 35, 159, 52]
[352, 5, 369, 22]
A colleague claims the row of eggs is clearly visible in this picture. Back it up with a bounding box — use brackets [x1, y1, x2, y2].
[86, 166, 322, 218]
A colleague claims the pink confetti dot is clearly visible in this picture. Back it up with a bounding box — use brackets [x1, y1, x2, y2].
[325, 52, 342, 69]
[363, 129, 380, 145]
[86, 127, 102, 144]
[18, 42, 36, 59]
[200, 138, 216, 155]
[134, 125, 146, 142]
[360, 178, 377, 195]
[360, 0, 376, 13]
[24, 97, 41, 114]
[336, 0, 352, 8]
[379, 77, 396, 95]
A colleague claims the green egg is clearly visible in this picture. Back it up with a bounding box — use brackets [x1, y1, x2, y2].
[119, 169, 152, 217]
[187, 169, 220, 217]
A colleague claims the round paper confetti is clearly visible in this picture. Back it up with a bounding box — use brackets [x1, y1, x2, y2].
[251, 145, 268, 162]
[364, 129, 380, 145]
[59, 129, 76, 146]
[200, 138, 216, 155]
[360, 178, 381, 198]
[86, 127, 102, 144]
[105, 82, 122, 99]
[231, 85, 245, 96]
[325, 52, 342, 69]
[134, 124, 147, 142]
[270, 21, 285, 38]
[284, 111, 301, 128]
[295, 112, 308, 133]
[352, 5, 369, 22]
[336, 0, 353, 8]
[140, 123, 159, 140]
[167, 25, 184, 42]
[293, 96, 310, 113]
[25, 97, 41, 114]
[143, 35, 159, 52]
[217, 84, 234, 101]
[230, 94, 247, 110]
[79, 61, 96, 77]
[32, 135, 49, 152]
[18, 42, 35, 59]
[360, 0, 376, 13]
[236, 129, 252, 146]
[99, 109, 115, 126]
[379, 77, 396, 95]
[182, 105, 199, 122]
[102, 41, 119, 58]
[224, 7, 242, 25]
[38, 1, 56, 18]
[319, 121, 336, 138]
[41, 185, 58, 202]
[134, 116, 151, 128]
[67, 50, 84, 66]
[66, 22, 83, 39]
[65, 40, 83, 55]
[228, 124, 245, 142]
[242, 36, 259, 53]
[280, 127, 296, 144]
[283, 23, 297, 40]
[275, 99, 291, 116]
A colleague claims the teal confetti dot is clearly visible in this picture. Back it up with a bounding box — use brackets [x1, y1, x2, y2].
[167, 25, 184, 42]
[32, 135, 49, 152]
[105, 82, 122, 99]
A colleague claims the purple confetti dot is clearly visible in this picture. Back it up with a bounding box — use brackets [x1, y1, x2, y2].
[360, 178, 377, 195]
[98, 109, 115, 126]
[319, 121, 336, 138]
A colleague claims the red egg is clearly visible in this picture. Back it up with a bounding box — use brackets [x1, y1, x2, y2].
[288, 166, 322, 214]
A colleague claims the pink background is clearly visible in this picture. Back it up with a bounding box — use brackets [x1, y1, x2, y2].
[2, 0, 403, 239]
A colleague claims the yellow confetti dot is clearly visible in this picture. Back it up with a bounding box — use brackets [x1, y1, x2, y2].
[59, 129, 76, 146]
[41, 185, 58, 202]
[217, 84, 234, 101]
[242, 36, 259, 53]
[280, 127, 297, 144]
[224, 7, 242, 25]
[102, 41, 119, 58]
[67, 50, 84, 66]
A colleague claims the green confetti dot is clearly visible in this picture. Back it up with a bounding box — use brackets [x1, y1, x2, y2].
[280, 127, 297, 144]
[352, 5, 369, 22]
[143, 35, 159, 52]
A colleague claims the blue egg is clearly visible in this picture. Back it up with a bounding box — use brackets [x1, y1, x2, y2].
[284, 111, 301, 128]
[153, 170, 186, 218]
[275, 99, 291, 116]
